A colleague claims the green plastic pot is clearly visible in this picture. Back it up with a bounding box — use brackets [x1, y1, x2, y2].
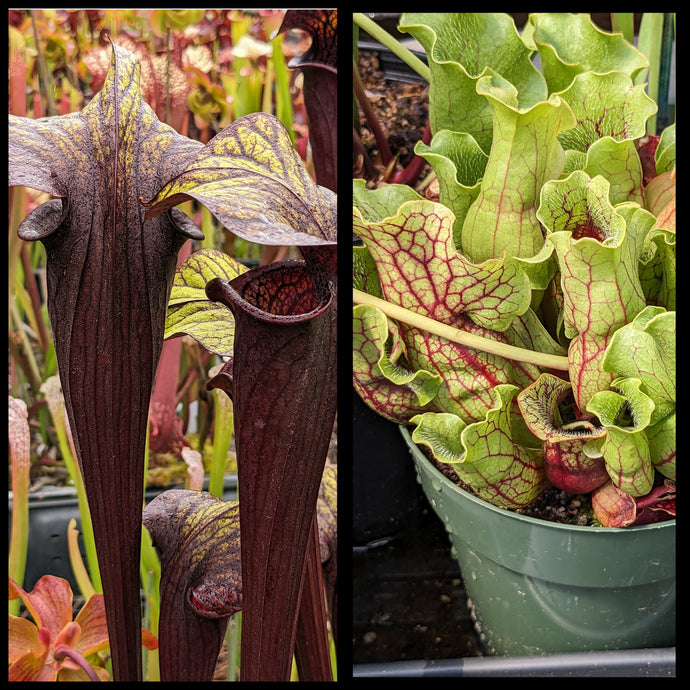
[402, 427, 676, 656]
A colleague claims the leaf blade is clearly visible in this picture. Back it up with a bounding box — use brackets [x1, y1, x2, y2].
[143, 112, 336, 245]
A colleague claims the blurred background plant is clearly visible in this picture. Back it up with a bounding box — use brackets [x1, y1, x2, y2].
[8, 9, 327, 680]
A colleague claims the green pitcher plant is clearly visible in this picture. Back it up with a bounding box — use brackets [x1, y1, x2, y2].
[353, 12, 675, 527]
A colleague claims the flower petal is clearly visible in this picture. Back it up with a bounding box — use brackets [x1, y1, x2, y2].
[54, 620, 81, 650]
[9, 575, 73, 639]
[8, 615, 41, 663]
[73, 593, 111, 656]
[8, 651, 58, 682]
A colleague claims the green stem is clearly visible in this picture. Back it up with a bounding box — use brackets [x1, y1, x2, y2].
[210, 383, 233, 499]
[200, 205, 216, 250]
[20, 243, 50, 353]
[638, 12, 664, 136]
[67, 518, 96, 601]
[8, 501, 28, 617]
[262, 58, 274, 115]
[226, 612, 241, 681]
[31, 11, 57, 116]
[610, 13, 634, 44]
[353, 288, 570, 371]
[270, 32, 294, 141]
[9, 399, 30, 616]
[141, 423, 161, 681]
[353, 13, 430, 83]
[43, 378, 102, 593]
[140, 529, 161, 681]
[9, 187, 26, 325]
[9, 302, 43, 395]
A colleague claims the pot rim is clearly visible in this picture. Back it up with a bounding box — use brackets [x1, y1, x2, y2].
[400, 425, 675, 535]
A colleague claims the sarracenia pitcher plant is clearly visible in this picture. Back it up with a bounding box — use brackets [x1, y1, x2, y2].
[10, 17, 336, 680]
[353, 13, 674, 527]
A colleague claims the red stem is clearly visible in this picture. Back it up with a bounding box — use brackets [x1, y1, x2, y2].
[391, 119, 432, 186]
[20, 243, 50, 353]
[148, 241, 192, 455]
[294, 516, 333, 681]
[353, 56, 393, 165]
[353, 126, 380, 179]
[53, 646, 101, 682]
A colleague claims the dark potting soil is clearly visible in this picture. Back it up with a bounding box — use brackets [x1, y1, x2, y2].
[429, 453, 598, 527]
[353, 503, 485, 665]
[354, 49, 431, 188]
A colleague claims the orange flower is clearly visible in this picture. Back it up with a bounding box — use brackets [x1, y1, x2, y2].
[9, 575, 157, 681]
[9, 575, 110, 681]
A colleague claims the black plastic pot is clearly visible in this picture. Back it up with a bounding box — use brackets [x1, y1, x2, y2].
[8, 475, 238, 595]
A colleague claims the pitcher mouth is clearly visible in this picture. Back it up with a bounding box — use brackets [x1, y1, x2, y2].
[206, 259, 333, 326]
